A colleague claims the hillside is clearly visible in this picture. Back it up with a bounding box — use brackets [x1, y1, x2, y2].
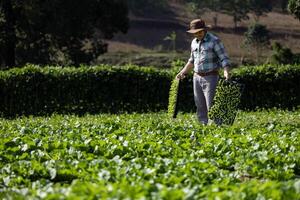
[98, 2, 300, 67]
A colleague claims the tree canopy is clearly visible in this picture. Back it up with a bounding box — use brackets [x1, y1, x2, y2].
[186, 0, 272, 28]
[288, 0, 300, 20]
[127, 0, 168, 16]
[0, 0, 129, 68]
[248, 0, 272, 21]
[244, 23, 270, 62]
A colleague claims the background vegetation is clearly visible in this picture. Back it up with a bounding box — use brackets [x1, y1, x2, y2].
[0, 0, 129, 67]
[1, 64, 299, 117]
[1, 0, 300, 68]
[103, 0, 300, 68]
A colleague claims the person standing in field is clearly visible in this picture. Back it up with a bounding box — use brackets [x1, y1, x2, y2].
[176, 19, 230, 125]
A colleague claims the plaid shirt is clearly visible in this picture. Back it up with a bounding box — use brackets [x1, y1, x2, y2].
[188, 32, 230, 73]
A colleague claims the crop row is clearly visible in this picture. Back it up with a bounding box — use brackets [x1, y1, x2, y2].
[0, 110, 299, 199]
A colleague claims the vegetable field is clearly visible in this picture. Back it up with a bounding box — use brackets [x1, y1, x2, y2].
[0, 110, 299, 199]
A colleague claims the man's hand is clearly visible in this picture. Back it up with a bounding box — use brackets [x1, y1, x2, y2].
[176, 62, 193, 80]
[224, 67, 230, 80]
[176, 72, 187, 80]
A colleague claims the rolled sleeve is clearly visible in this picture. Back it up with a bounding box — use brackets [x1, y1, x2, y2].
[214, 40, 230, 68]
[188, 47, 194, 64]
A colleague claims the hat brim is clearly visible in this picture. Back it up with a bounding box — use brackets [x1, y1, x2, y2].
[186, 25, 211, 34]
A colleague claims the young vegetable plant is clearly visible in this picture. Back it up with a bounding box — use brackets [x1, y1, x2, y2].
[168, 78, 181, 118]
[209, 79, 244, 125]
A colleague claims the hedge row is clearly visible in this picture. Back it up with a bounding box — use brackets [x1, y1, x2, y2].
[232, 65, 300, 110]
[178, 64, 300, 112]
[0, 65, 172, 117]
[0, 64, 299, 117]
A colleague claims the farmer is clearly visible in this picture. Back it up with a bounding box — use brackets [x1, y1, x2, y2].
[176, 19, 230, 125]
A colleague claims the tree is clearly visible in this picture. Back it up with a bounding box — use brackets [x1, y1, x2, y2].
[0, 0, 16, 67]
[222, 0, 250, 29]
[281, 0, 289, 11]
[186, 0, 273, 28]
[186, 0, 226, 27]
[288, 0, 300, 20]
[244, 23, 270, 63]
[127, 0, 168, 16]
[271, 42, 295, 64]
[0, 0, 129, 68]
[248, 0, 273, 21]
[164, 31, 177, 52]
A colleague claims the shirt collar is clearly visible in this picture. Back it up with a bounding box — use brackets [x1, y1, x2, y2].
[195, 32, 209, 43]
[202, 32, 210, 42]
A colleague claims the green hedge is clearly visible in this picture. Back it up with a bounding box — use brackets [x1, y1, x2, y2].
[0, 64, 299, 117]
[176, 64, 300, 112]
[232, 64, 300, 110]
[0, 65, 172, 117]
